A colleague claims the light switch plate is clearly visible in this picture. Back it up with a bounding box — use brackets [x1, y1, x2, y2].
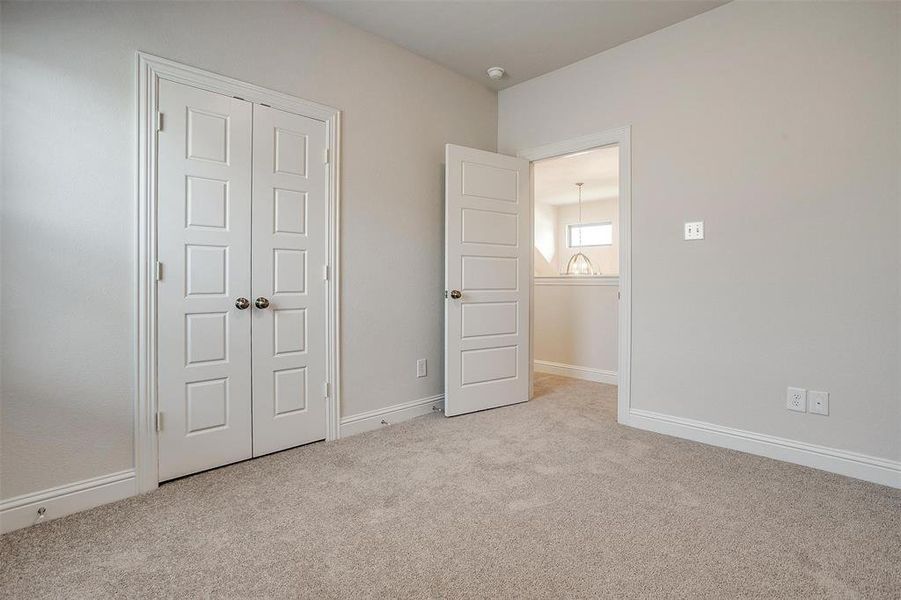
[809, 390, 829, 416]
[684, 221, 704, 240]
[787, 387, 806, 412]
[416, 358, 427, 378]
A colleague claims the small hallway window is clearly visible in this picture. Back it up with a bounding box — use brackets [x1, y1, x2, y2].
[567, 222, 613, 248]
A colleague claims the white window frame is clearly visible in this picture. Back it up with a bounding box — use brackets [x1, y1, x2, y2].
[567, 221, 613, 248]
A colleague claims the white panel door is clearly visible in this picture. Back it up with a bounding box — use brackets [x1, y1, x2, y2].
[157, 80, 253, 481]
[250, 105, 328, 456]
[445, 144, 530, 416]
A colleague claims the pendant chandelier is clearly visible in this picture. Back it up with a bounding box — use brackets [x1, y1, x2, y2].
[565, 182, 596, 276]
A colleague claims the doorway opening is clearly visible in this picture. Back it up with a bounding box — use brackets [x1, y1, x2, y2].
[531, 144, 620, 403]
[518, 127, 631, 422]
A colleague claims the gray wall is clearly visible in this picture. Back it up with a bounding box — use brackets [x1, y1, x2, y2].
[0, 1, 497, 500]
[500, 1, 900, 461]
[534, 283, 618, 374]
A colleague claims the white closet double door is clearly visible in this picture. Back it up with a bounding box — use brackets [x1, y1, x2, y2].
[157, 80, 327, 481]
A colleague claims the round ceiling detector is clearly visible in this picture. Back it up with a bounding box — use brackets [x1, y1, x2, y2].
[486, 66, 505, 81]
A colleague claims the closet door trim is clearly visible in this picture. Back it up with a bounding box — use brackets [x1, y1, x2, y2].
[136, 52, 341, 494]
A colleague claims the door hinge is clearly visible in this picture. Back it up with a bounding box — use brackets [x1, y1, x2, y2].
[155, 412, 163, 432]
[323, 381, 329, 399]
[155, 112, 163, 132]
[324, 148, 329, 164]
[617, 291, 621, 300]
[323, 265, 329, 281]
[155, 261, 163, 282]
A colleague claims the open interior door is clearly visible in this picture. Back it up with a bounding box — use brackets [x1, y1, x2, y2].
[445, 144, 530, 416]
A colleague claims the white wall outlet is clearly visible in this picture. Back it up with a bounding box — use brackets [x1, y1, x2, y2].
[416, 358, 427, 378]
[684, 221, 704, 240]
[787, 387, 807, 412]
[809, 390, 829, 416]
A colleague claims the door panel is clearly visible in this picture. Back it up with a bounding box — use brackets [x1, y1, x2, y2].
[461, 208, 518, 246]
[251, 105, 328, 456]
[157, 79, 253, 481]
[461, 302, 518, 338]
[445, 145, 530, 416]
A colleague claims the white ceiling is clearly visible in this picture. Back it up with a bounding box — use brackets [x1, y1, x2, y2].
[307, 0, 727, 90]
[534, 145, 618, 206]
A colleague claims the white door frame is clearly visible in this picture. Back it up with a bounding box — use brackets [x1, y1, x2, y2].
[136, 53, 341, 493]
[518, 126, 632, 423]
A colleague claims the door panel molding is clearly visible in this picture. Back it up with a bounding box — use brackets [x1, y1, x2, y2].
[157, 79, 254, 482]
[250, 104, 329, 457]
[137, 52, 341, 493]
[445, 145, 530, 416]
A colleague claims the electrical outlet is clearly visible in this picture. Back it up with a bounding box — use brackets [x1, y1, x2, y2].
[787, 387, 806, 412]
[416, 358, 427, 378]
[809, 390, 829, 416]
[684, 221, 704, 240]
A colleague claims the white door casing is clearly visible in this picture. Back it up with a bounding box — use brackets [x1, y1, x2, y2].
[251, 105, 328, 456]
[157, 79, 254, 481]
[444, 144, 531, 416]
[138, 53, 340, 493]
[516, 127, 632, 424]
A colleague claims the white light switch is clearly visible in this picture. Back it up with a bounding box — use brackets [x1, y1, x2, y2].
[684, 221, 704, 240]
[416, 358, 427, 378]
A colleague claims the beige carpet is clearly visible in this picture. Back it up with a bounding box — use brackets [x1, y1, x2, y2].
[1, 374, 899, 599]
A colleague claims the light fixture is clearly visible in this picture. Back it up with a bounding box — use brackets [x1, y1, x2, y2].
[565, 182, 596, 276]
[486, 66, 505, 81]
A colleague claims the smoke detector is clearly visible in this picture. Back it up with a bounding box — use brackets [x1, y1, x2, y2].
[486, 66, 505, 81]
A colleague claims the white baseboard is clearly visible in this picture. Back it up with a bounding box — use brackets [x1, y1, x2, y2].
[0, 470, 136, 534]
[340, 394, 444, 438]
[534, 360, 617, 385]
[624, 409, 901, 489]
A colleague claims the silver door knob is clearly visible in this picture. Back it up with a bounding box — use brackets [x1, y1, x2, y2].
[235, 297, 250, 310]
[449, 290, 462, 299]
[255, 297, 270, 309]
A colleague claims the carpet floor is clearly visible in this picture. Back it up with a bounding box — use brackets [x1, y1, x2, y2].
[1, 374, 899, 599]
